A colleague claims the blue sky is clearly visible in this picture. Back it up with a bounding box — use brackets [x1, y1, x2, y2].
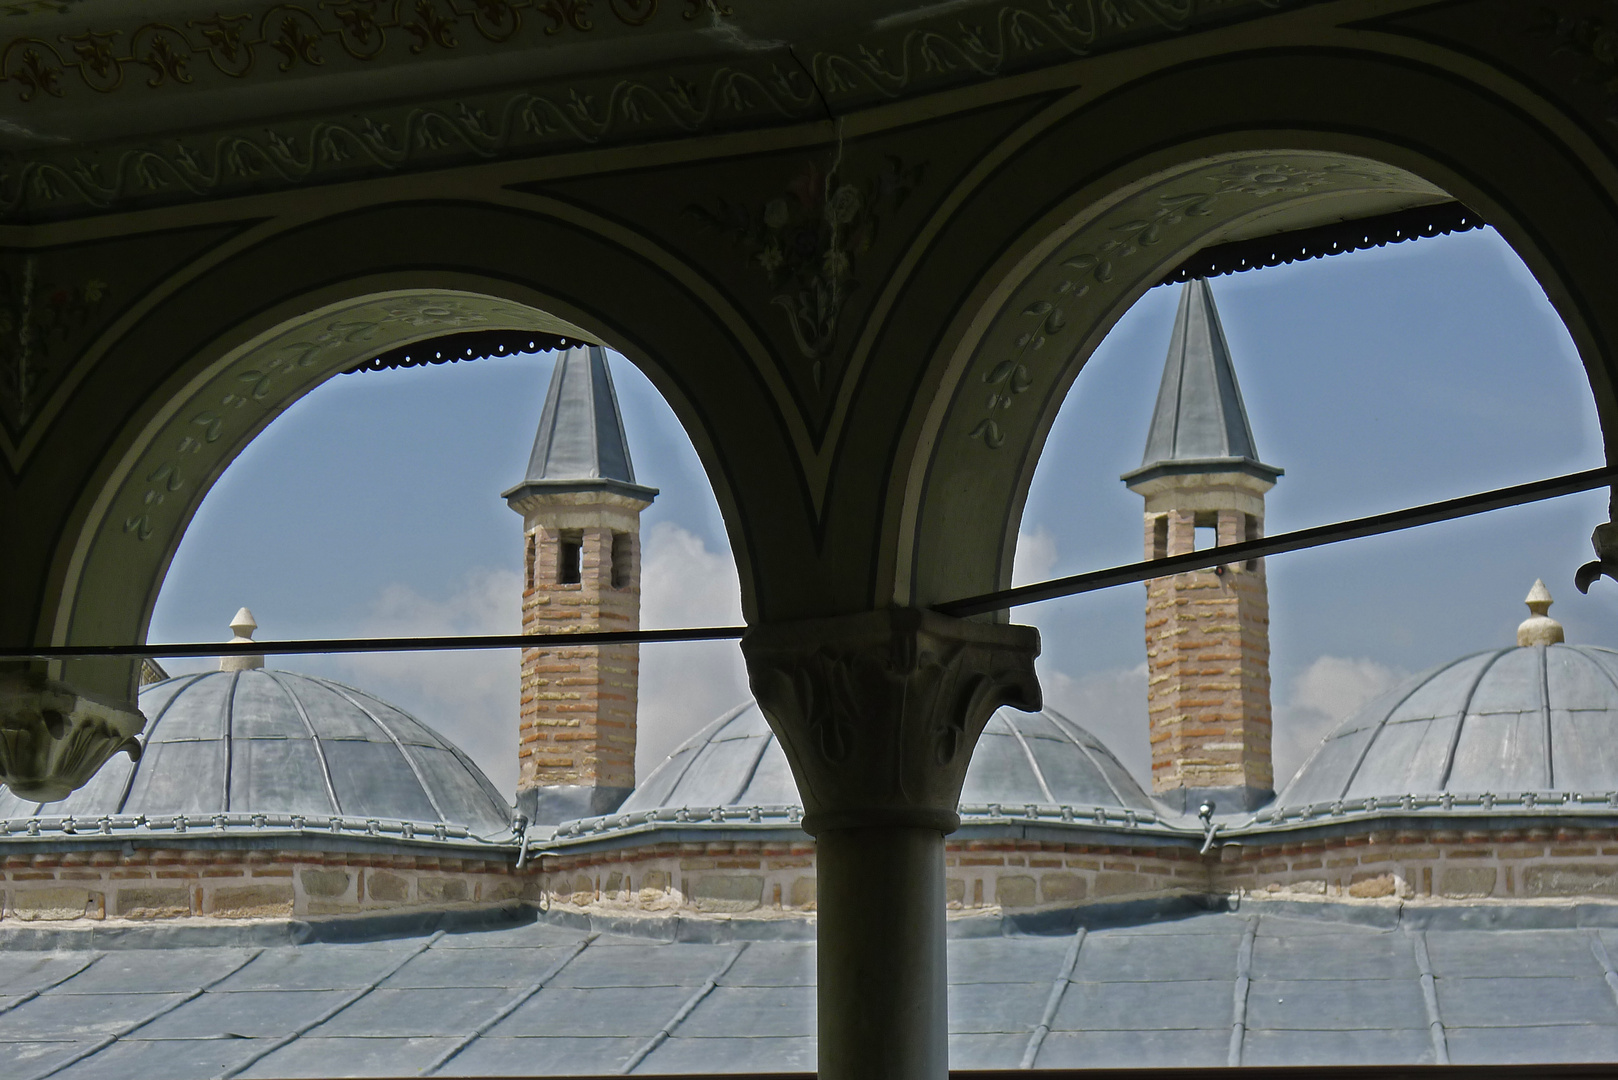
[151, 226, 1612, 799]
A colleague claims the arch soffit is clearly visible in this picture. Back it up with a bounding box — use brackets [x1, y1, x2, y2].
[883, 65, 1618, 611]
[44, 205, 814, 697]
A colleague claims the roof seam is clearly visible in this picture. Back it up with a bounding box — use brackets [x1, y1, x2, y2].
[1540, 644, 1554, 790]
[424, 931, 599, 1075]
[25, 947, 262, 1080]
[1438, 650, 1511, 792]
[222, 671, 240, 813]
[1004, 718, 1058, 806]
[262, 671, 343, 816]
[114, 671, 210, 815]
[1226, 915, 1257, 1067]
[1588, 931, 1618, 1012]
[617, 940, 749, 1074]
[1042, 706, 1134, 809]
[327, 684, 449, 823]
[1409, 928, 1450, 1064]
[217, 930, 445, 1080]
[1334, 653, 1480, 802]
[645, 700, 757, 809]
[1020, 925, 1085, 1068]
[0, 951, 102, 1019]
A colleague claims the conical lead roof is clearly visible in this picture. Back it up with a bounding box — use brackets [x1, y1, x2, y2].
[503, 345, 658, 502]
[1122, 279, 1280, 486]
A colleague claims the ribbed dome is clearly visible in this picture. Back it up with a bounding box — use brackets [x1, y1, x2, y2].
[621, 701, 1153, 815]
[0, 669, 514, 837]
[1279, 644, 1618, 809]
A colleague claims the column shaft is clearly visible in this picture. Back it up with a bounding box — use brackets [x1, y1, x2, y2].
[817, 826, 947, 1080]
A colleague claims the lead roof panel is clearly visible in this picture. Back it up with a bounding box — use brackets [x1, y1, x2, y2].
[7, 909, 1618, 1075]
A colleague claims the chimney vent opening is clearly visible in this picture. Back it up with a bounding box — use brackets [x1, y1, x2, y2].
[558, 535, 582, 585]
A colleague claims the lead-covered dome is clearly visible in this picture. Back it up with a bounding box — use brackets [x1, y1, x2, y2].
[1278, 643, 1618, 809]
[0, 669, 514, 837]
[621, 701, 1153, 816]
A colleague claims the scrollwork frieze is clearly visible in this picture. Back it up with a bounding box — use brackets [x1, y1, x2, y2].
[0, 63, 817, 215]
[806, 0, 1300, 104]
[0, 0, 708, 104]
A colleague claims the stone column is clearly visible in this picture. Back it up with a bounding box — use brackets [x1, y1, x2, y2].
[743, 609, 1040, 1080]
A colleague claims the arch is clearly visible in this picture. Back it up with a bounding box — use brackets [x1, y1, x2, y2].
[31, 200, 811, 702]
[879, 49, 1618, 611]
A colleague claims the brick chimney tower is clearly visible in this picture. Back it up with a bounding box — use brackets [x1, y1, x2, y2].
[1121, 279, 1282, 813]
[504, 345, 657, 824]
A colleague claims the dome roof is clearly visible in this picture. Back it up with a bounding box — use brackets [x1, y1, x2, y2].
[1278, 644, 1618, 809]
[0, 669, 514, 837]
[621, 701, 1153, 816]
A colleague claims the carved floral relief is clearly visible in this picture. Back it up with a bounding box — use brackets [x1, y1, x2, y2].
[0, 256, 107, 436]
[969, 159, 1415, 450]
[688, 155, 924, 380]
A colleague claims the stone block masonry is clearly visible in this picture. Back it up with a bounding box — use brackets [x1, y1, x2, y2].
[0, 849, 524, 921]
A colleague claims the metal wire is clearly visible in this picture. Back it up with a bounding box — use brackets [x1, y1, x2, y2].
[2, 466, 1611, 661]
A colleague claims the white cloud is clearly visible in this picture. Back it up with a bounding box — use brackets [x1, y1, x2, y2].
[1272, 656, 1405, 791]
[636, 522, 751, 776]
[1013, 527, 1059, 587]
[1037, 662, 1150, 787]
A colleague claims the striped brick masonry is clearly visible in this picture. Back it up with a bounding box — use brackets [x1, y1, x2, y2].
[1132, 473, 1275, 808]
[513, 493, 650, 821]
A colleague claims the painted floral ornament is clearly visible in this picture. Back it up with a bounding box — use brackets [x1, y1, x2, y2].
[0, 671, 145, 802]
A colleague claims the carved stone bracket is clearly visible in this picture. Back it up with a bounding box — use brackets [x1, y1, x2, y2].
[1576, 490, 1618, 594]
[742, 608, 1040, 835]
[0, 671, 145, 802]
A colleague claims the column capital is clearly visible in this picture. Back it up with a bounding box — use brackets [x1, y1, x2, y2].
[0, 671, 145, 802]
[742, 609, 1040, 835]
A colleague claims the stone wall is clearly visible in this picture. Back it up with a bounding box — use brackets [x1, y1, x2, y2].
[1218, 826, 1618, 902]
[535, 840, 819, 915]
[0, 849, 526, 921]
[11, 826, 1618, 922]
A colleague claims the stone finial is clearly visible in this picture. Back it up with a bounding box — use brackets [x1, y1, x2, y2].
[220, 607, 265, 671]
[1517, 580, 1565, 647]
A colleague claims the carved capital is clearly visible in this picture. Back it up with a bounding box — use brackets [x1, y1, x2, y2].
[0, 672, 145, 802]
[742, 609, 1040, 835]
